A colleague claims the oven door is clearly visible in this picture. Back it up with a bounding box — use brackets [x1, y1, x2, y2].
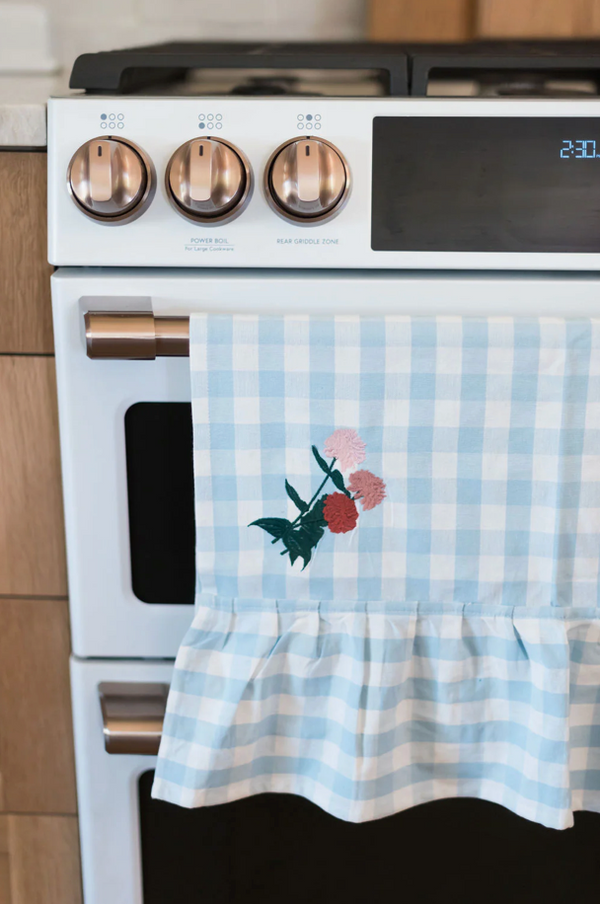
[72, 657, 600, 904]
[53, 268, 600, 658]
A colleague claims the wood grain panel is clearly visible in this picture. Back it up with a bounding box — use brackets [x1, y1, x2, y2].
[0, 356, 67, 597]
[0, 818, 11, 904]
[0, 815, 81, 904]
[370, 0, 474, 41]
[586, 0, 600, 31]
[0, 599, 76, 815]
[0, 152, 53, 354]
[477, 0, 600, 37]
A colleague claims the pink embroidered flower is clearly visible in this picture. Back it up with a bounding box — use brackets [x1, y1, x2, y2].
[348, 470, 386, 511]
[323, 429, 366, 471]
[323, 493, 359, 534]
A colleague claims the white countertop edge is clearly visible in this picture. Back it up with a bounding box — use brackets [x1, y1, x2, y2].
[0, 102, 47, 147]
[0, 74, 68, 148]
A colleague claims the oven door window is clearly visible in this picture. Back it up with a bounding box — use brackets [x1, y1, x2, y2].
[138, 772, 600, 904]
[125, 403, 195, 604]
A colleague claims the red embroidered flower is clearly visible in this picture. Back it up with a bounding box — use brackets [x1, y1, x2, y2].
[347, 469, 387, 511]
[323, 492, 359, 534]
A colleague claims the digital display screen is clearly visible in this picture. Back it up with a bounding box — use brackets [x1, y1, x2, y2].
[371, 117, 600, 253]
[560, 139, 598, 158]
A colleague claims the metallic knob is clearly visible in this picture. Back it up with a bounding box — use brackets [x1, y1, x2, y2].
[265, 137, 350, 224]
[67, 138, 155, 224]
[165, 138, 252, 224]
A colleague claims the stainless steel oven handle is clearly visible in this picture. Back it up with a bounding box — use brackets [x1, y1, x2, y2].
[85, 311, 190, 359]
[99, 682, 168, 755]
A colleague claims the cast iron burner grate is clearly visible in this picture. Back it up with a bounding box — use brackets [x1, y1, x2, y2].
[69, 39, 600, 98]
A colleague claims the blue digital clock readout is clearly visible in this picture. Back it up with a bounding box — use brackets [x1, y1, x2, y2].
[561, 140, 599, 158]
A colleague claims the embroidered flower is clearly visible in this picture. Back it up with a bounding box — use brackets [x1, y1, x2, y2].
[323, 492, 359, 534]
[323, 429, 366, 471]
[251, 430, 384, 567]
[348, 470, 387, 511]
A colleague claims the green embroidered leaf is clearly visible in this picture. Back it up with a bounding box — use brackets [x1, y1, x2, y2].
[330, 468, 351, 498]
[298, 522, 324, 552]
[312, 445, 333, 475]
[280, 497, 328, 570]
[249, 517, 292, 540]
[285, 480, 308, 513]
[282, 530, 310, 568]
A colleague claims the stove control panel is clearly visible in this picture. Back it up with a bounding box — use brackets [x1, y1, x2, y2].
[49, 97, 600, 270]
[67, 137, 155, 224]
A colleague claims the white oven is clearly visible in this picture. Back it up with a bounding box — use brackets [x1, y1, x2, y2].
[53, 262, 600, 904]
[48, 38, 600, 902]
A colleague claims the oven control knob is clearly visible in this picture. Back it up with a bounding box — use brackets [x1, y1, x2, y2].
[67, 137, 155, 223]
[166, 138, 252, 224]
[265, 137, 350, 224]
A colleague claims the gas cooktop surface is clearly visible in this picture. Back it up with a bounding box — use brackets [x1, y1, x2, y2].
[69, 39, 600, 98]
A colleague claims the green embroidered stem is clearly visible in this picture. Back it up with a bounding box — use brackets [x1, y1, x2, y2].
[271, 458, 337, 544]
[291, 457, 337, 526]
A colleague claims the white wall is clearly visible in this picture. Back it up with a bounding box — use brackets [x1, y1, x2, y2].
[40, 0, 367, 72]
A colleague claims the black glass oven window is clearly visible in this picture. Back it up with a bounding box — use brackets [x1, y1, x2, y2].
[138, 771, 600, 904]
[125, 403, 195, 604]
[372, 117, 600, 253]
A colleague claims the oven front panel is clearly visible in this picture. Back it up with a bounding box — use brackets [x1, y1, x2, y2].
[49, 97, 600, 270]
[72, 657, 600, 904]
[53, 268, 600, 658]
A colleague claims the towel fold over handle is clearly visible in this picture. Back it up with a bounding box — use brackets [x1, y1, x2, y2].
[99, 682, 168, 755]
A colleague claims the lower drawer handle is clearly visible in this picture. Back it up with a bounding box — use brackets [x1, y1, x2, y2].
[98, 682, 168, 755]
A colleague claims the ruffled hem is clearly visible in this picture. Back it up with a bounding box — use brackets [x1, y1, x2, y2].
[152, 775, 600, 830]
[153, 601, 600, 831]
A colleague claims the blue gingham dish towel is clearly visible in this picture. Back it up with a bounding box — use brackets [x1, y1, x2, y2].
[152, 315, 600, 829]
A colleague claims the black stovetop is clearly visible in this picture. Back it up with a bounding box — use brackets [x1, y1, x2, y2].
[69, 39, 600, 98]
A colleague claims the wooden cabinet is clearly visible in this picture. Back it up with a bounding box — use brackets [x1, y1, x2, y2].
[0, 357, 67, 598]
[0, 598, 76, 814]
[369, 0, 600, 40]
[0, 815, 81, 904]
[0, 149, 80, 900]
[370, 0, 475, 41]
[0, 153, 54, 355]
[478, 0, 600, 37]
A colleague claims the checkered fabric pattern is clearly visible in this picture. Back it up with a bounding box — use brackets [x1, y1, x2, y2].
[191, 314, 600, 607]
[152, 315, 600, 828]
[153, 602, 600, 828]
